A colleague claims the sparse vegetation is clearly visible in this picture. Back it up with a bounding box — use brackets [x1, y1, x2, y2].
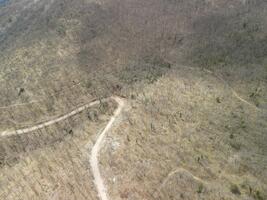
[197, 184, 204, 194]
[230, 141, 242, 151]
[230, 184, 241, 195]
[56, 24, 67, 36]
[253, 190, 264, 200]
[0, 0, 266, 199]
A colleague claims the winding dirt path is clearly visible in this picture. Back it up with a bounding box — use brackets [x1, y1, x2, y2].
[2, 66, 261, 200]
[0, 96, 125, 200]
[90, 96, 125, 200]
[1, 98, 110, 137]
[181, 65, 264, 112]
[202, 68, 262, 111]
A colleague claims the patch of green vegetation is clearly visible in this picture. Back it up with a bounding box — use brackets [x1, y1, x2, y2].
[99, 101, 109, 114]
[145, 56, 171, 69]
[250, 87, 262, 107]
[56, 24, 66, 36]
[82, 80, 92, 88]
[230, 141, 241, 151]
[193, 52, 228, 69]
[197, 184, 204, 194]
[8, 17, 12, 23]
[119, 58, 170, 85]
[230, 184, 241, 195]
[216, 97, 222, 103]
[253, 190, 264, 200]
[240, 120, 246, 129]
[190, 15, 267, 69]
[241, 183, 266, 200]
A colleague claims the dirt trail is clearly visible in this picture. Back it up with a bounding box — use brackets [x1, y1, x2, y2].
[202, 68, 262, 111]
[90, 96, 125, 200]
[1, 98, 110, 137]
[182, 65, 264, 112]
[0, 96, 125, 200]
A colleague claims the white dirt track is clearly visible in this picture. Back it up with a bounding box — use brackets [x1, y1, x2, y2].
[1, 97, 113, 137]
[1, 96, 125, 200]
[90, 96, 125, 200]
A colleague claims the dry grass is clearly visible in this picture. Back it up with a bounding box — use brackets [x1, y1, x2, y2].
[0, 0, 266, 199]
[0, 100, 116, 199]
[100, 66, 267, 200]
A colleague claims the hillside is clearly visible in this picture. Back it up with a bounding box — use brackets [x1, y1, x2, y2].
[0, 0, 266, 199]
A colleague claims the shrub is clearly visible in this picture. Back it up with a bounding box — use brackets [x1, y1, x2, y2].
[230, 184, 241, 195]
[197, 184, 204, 194]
